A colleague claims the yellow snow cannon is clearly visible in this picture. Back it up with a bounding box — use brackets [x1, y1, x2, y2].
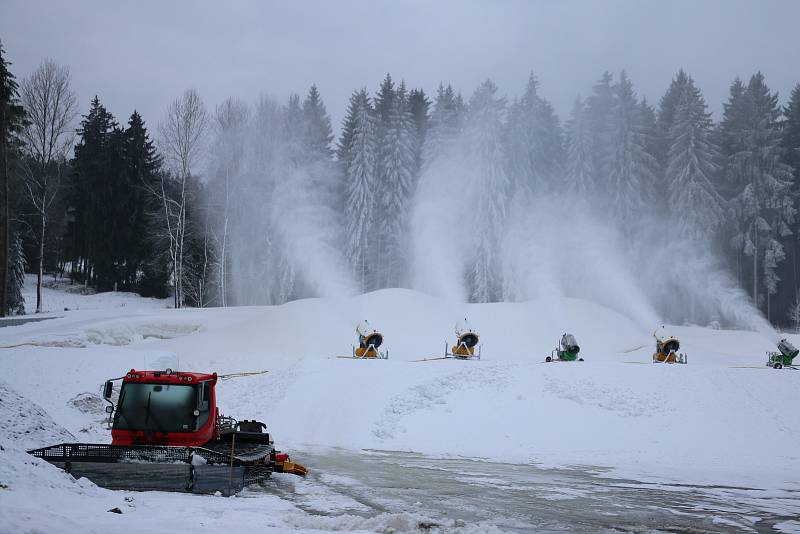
[652, 327, 687, 364]
[352, 320, 388, 359]
[446, 318, 481, 360]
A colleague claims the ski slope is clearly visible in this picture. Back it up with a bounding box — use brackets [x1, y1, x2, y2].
[1, 280, 799, 532]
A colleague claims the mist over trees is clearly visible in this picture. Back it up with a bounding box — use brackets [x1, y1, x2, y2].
[2, 38, 800, 327]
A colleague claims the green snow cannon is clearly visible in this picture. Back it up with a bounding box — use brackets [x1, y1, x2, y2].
[766, 339, 799, 369]
[546, 333, 583, 362]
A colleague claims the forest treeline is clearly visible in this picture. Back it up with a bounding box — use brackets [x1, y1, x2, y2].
[1, 39, 800, 326]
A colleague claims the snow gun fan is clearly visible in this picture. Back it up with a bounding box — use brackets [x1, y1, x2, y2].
[766, 339, 799, 369]
[445, 318, 481, 359]
[652, 326, 687, 364]
[546, 333, 584, 362]
[26, 369, 306, 496]
[352, 320, 388, 359]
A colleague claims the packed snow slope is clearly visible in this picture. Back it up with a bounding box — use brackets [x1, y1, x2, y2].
[1, 282, 799, 532]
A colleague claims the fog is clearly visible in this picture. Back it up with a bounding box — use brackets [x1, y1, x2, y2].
[3, 0, 797, 337]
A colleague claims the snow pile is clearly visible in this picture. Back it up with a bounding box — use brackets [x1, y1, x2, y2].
[83, 320, 204, 346]
[0, 380, 75, 449]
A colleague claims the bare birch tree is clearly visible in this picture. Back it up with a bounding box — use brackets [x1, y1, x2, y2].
[158, 89, 208, 308]
[20, 60, 77, 313]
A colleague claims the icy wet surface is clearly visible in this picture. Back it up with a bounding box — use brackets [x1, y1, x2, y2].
[253, 449, 800, 533]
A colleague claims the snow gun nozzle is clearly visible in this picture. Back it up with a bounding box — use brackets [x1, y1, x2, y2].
[777, 339, 799, 359]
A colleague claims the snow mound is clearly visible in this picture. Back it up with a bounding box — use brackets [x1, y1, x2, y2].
[0, 380, 74, 450]
[83, 320, 204, 346]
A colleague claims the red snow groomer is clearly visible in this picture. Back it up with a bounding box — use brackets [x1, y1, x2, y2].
[28, 369, 306, 495]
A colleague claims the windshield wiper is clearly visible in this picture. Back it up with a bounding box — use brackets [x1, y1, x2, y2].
[145, 391, 152, 427]
[143, 390, 166, 432]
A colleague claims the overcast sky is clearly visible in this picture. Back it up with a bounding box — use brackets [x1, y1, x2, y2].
[2, 0, 799, 133]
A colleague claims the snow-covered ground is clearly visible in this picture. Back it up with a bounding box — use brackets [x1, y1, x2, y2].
[1, 279, 798, 532]
[18, 273, 170, 315]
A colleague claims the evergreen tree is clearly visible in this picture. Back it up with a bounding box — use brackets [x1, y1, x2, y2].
[464, 79, 508, 302]
[564, 97, 594, 196]
[343, 89, 378, 292]
[0, 42, 27, 316]
[70, 103, 161, 293]
[374, 73, 395, 134]
[70, 97, 118, 286]
[665, 75, 724, 238]
[782, 84, 800, 184]
[781, 84, 800, 303]
[424, 84, 465, 166]
[336, 88, 364, 174]
[407, 88, 430, 180]
[717, 77, 751, 288]
[638, 98, 660, 175]
[301, 84, 334, 160]
[505, 73, 563, 197]
[122, 111, 162, 291]
[378, 82, 415, 287]
[656, 69, 691, 176]
[604, 71, 659, 227]
[726, 73, 795, 317]
[586, 71, 616, 189]
[6, 232, 25, 315]
[718, 78, 749, 198]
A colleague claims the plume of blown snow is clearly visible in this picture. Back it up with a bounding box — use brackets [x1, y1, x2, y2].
[409, 153, 471, 303]
[270, 164, 357, 298]
[502, 195, 661, 328]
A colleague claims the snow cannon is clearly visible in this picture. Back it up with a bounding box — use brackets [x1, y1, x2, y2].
[766, 338, 798, 369]
[353, 320, 388, 359]
[446, 318, 481, 359]
[652, 327, 687, 364]
[546, 333, 583, 362]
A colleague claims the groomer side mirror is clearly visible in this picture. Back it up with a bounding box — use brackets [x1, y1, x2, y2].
[103, 380, 113, 400]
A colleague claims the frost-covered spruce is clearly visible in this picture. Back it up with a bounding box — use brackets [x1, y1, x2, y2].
[781, 84, 800, 184]
[505, 73, 563, 198]
[586, 71, 616, 188]
[564, 97, 594, 197]
[725, 73, 796, 316]
[407, 88, 430, 184]
[378, 82, 415, 288]
[302, 84, 334, 160]
[666, 75, 724, 239]
[343, 89, 378, 292]
[423, 83, 464, 168]
[656, 69, 691, 172]
[464, 79, 508, 303]
[604, 71, 659, 227]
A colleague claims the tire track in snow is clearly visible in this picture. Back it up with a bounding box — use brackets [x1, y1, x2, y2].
[372, 363, 511, 440]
